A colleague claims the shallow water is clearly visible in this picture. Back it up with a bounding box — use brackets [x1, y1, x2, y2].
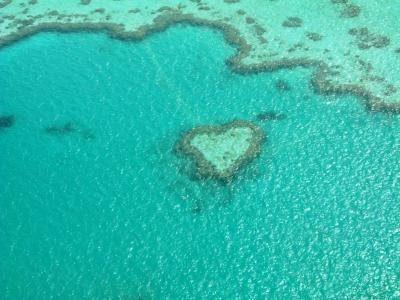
[1, 25, 400, 299]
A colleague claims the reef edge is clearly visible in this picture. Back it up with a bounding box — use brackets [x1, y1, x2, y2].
[1, 10, 399, 114]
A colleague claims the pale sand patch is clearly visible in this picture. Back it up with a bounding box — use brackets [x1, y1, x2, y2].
[190, 127, 253, 173]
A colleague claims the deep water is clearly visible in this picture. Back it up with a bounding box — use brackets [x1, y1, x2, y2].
[1, 25, 399, 299]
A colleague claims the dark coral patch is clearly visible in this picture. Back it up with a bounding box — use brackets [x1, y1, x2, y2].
[282, 17, 303, 28]
[340, 4, 361, 18]
[245, 17, 255, 24]
[275, 79, 291, 91]
[256, 111, 287, 121]
[44, 122, 76, 135]
[0, 115, 15, 128]
[0, 0, 11, 9]
[44, 122, 95, 139]
[349, 27, 390, 49]
[306, 32, 323, 41]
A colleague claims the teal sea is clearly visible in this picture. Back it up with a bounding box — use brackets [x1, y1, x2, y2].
[1, 25, 400, 299]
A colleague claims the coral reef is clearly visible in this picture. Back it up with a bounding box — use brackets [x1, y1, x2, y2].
[175, 120, 265, 181]
[1, 0, 400, 112]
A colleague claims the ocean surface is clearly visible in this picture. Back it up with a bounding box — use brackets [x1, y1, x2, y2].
[1, 25, 400, 299]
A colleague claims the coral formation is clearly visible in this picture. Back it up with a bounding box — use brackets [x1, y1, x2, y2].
[1, 0, 400, 112]
[175, 120, 265, 181]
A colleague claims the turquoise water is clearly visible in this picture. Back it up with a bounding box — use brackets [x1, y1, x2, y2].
[1, 25, 400, 299]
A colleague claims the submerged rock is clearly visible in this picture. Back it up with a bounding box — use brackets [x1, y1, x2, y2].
[0, 115, 15, 128]
[175, 120, 265, 181]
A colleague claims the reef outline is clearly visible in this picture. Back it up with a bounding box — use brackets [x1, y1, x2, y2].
[175, 120, 265, 181]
